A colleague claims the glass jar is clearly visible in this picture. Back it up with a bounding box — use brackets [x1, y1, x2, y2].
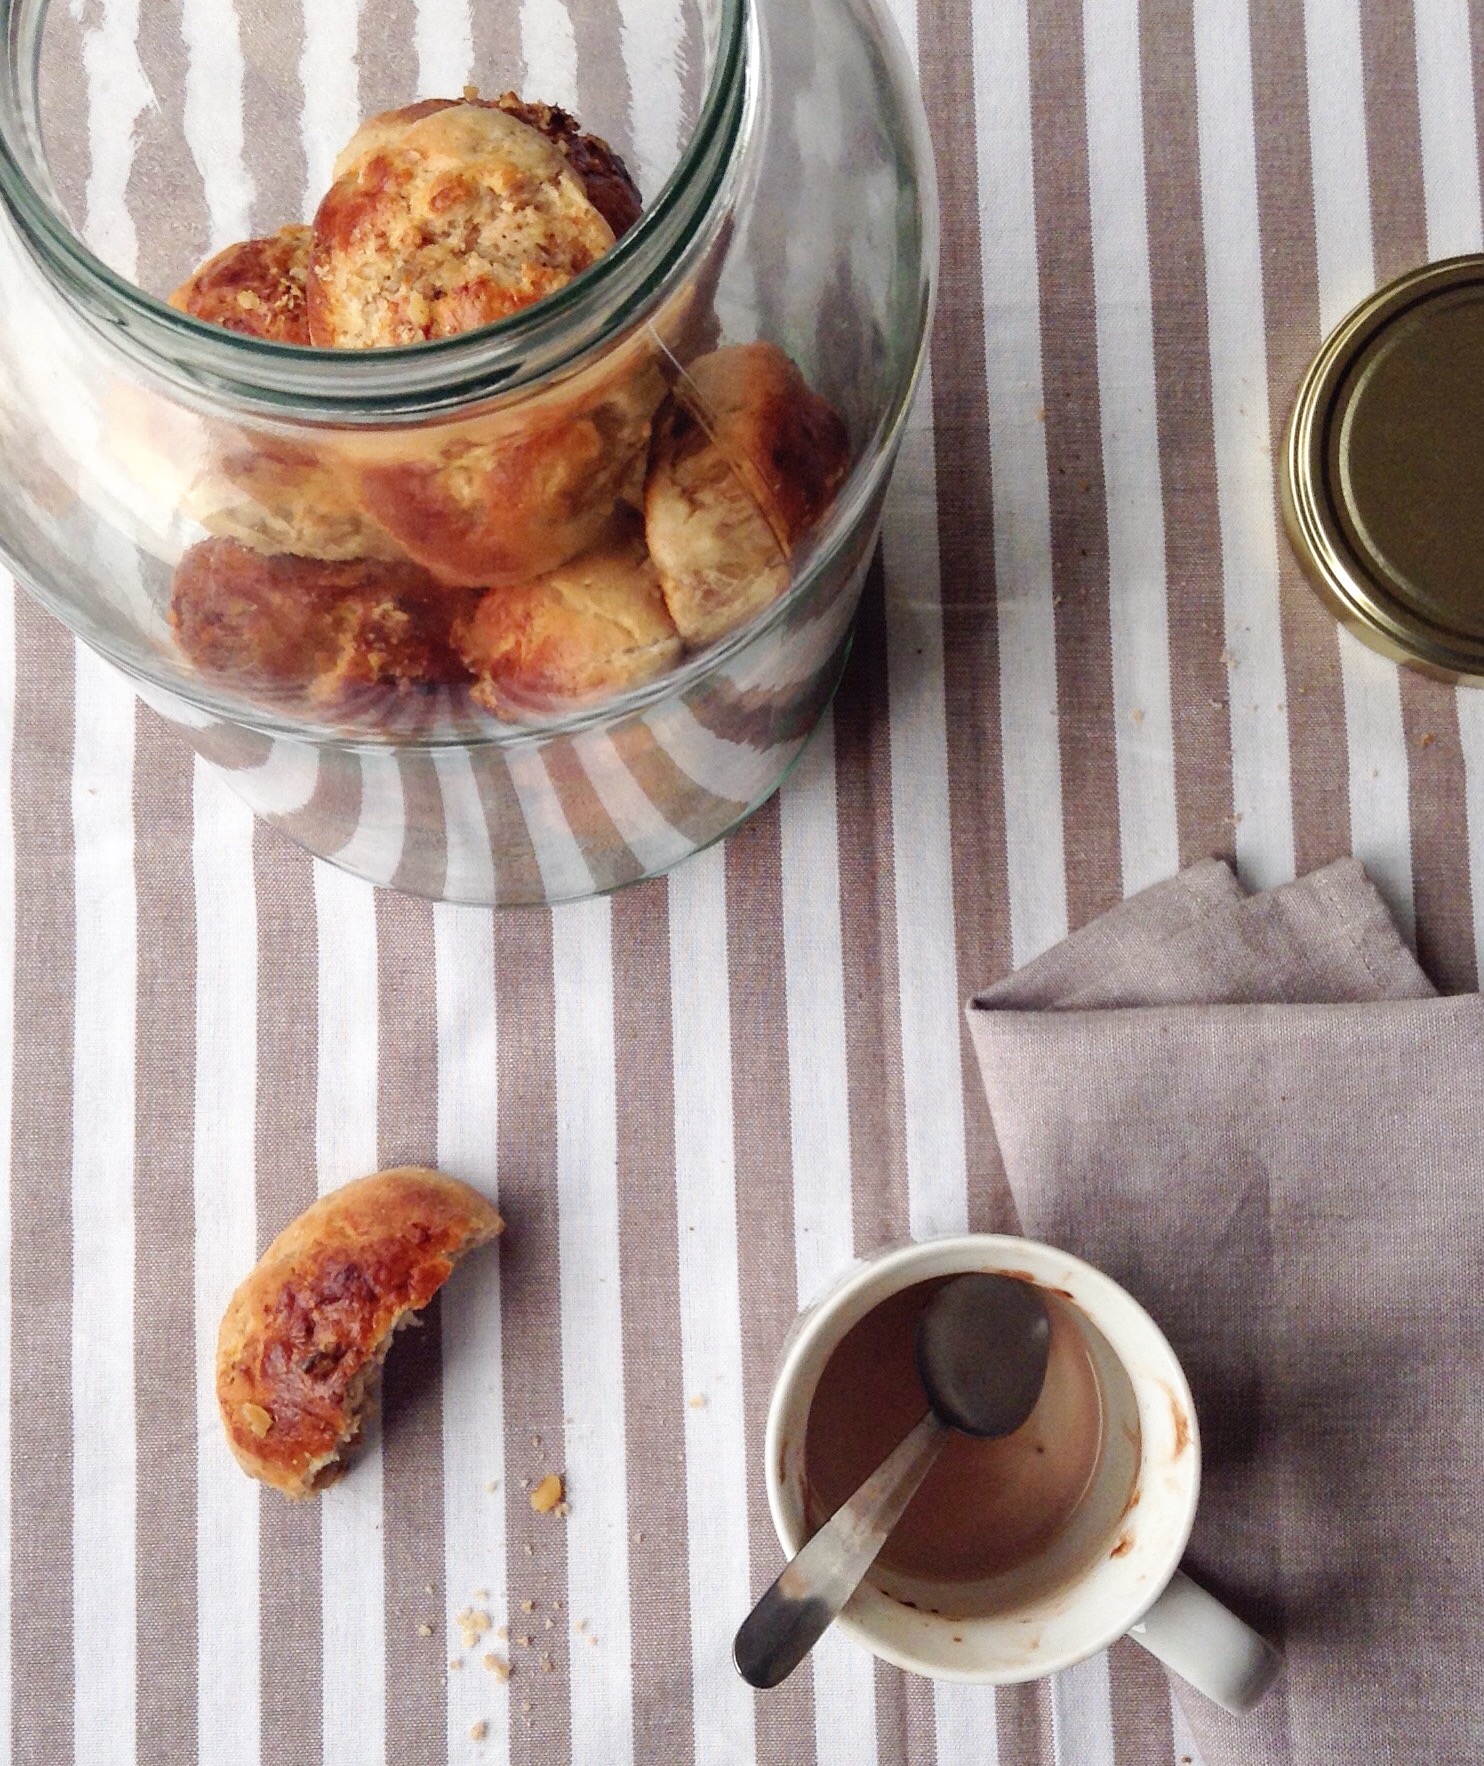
[0, 0, 935, 904]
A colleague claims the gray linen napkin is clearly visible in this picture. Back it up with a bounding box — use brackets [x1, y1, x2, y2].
[966, 860, 1482, 1766]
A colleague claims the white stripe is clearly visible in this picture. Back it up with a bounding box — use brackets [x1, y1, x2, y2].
[520, 0, 579, 111]
[71, 644, 138, 1766]
[79, 0, 153, 276]
[435, 902, 509, 1761]
[1414, 0, 1483, 258]
[0, 581, 15, 1766]
[300, 0, 362, 207]
[777, 715, 878, 1766]
[1303, 0, 1414, 940]
[1411, 0, 1484, 978]
[618, 0, 686, 197]
[780, 714, 854, 1309]
[883, 373, 970, 1245]
[1170, 1689, 1208, 1764]
[873, 0, 971, 1259]
[972, 0, 1069, 964]
[230, 742, 321, 820]
[313, 862, 386, 1766]
[1050, 1651, 1117, 1766]
[433, 748, 498, 905]
[505, 747, 597, 903]
[333, 751, 407, 890]
[191, 762, 261, 1766]
[551, 897, 635, 1761]
[1082, 0, 1179, 895]
[1191, 0, 1296, 888]
[647, 707, 797, 808]
[666, 846, 756, 1763]
[573, 731, 696, 876]
[935, 1682, 1000, 1766]
[415, 0, 475, 98]
[180, 0, 254, 248]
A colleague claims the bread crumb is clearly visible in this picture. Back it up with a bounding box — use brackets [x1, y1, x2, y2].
[1420, 732, 1437, 748]
[554, 1501, 569, 1517]
[518, 1634, 532, 1648]
[1130, 707, 1145, 725]
[469, 1720, 488, 1742]
[688, 1393, 707, 1409]
[424, 1583, 435, 1596]
[449, 1658, 463, 1670]
[416, 1623, 433, 1638]
[521, 1599, 535, 1613]
[240, 1402, 273, 1438]
[530, 1473, 564, 1514]
[587, 1635, 598, 1646]
[530, 1433, 541, 1447]
[495, 1624, 509, 1640]
[632, 1530, 644, 1544]
[463, 84, 480, 101]
[483, 1653, 511, 1682]
[544, 1617, 553, 1631]
[456, 1608, 492, 1650]
[575, 1619, 588, 1633]
[521, 1701, 532, 1715]
[540, 1654, 555, 1672]
[552, 1600, 563, 1611]
[523, 1543, 533, 1557]
[473, 1589, 489, 1600]
[484, 1481, 499, 1493]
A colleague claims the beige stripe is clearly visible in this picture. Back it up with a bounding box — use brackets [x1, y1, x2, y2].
[129, 0, 203, 297]
[609, 884, 696, 1760]
[1247, 0, 1351, 875]
[252, 829, 323, 1766]
[913, 0, 1014, 1230]
[1357, 0, 1477, 989]
[490, 913, 572, 1766]
[1138, 0, 1238, 870]
[1026, 0, 1123, 931]
[390, 750, 451, 901]
[540, 743, 648, 894]
[9, 594, 77, 1766]
[723, 807, 819, 1763]
[374, 890, 447, 1762]
[132, 709, 200, 1761]
[359, 0, 420, 119]
[997, 1680, 1051, 1766]
[1108, 1638, 1179, 1766]
[239, 0, 307, 235]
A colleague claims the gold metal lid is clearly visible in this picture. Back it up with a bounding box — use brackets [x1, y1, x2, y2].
[1282, 255, 1484, 683]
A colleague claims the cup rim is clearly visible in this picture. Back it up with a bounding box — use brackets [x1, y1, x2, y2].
[763, 1233, 1203, 1684]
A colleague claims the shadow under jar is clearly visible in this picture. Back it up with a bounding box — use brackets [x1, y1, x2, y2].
[0, 0, 935, 904]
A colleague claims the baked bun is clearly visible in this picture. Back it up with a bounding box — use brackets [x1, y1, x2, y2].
[486, 92, 642, 239]
[217, 1168, 502, 1497]
[644, 342, 850, 646]
[334, 93, 643, 241]
[171, 537, 475, 711]
[307, 101, 615, 348]
[351, 356, 665, 588]
[169, 225, 313, 344]
[454, 514, 681, 714]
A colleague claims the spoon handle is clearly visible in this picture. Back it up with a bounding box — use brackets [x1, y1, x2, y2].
[734, 1410, 947, 1689]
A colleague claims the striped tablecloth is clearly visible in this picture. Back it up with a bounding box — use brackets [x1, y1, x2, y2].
[7, 0, 1484, 1762]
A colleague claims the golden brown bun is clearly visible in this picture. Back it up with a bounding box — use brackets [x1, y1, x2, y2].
[169, 226, 313, 345]
[216, 1168, 503, 1497]
[644, 342, 850, 646]
[171, 537, 476, 712]
[454, 514, 681, 714]
[335, 93, 643, 240]
[204, 436, 408, 564]
[307, 102, 614, 348]
[351, 356, 665, 588]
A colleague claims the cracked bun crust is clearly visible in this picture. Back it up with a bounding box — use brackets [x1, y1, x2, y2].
[307, 101, 615, 348]
[170, 537, 475, 712]
[169, 225, 313, 344]
[644, 342, 850, 646]
[454, 514, 681, 714]
[217, 1168, 503, 1497]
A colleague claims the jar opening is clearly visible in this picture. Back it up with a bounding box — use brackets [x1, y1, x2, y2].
[0, 0, 746, 417]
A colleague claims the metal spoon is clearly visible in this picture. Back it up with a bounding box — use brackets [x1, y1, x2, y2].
[734, 1273, 1053, 1689]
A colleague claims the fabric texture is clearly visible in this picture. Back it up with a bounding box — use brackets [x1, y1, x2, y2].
[968, 860, 1483, 1766]
[7, 0, 1484, 1764]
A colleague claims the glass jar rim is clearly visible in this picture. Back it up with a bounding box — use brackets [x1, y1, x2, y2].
[0, 0, 748, 419]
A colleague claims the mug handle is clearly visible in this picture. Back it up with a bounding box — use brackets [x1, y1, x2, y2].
[1127, 1569, 1282, 1714]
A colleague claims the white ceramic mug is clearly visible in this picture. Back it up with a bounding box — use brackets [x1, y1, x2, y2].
[765, 1235, 1281, 1713]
